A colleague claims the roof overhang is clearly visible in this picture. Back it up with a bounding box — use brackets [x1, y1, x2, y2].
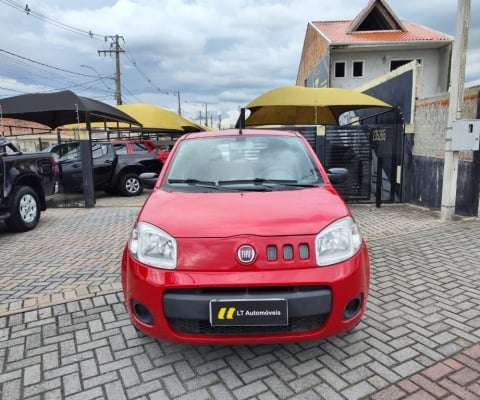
[330, 40, 453, 52]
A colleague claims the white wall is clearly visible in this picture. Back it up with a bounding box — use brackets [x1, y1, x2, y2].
[330, 47, 448, 97]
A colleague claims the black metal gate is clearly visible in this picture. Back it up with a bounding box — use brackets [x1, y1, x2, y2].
[296, 123, 404, 203]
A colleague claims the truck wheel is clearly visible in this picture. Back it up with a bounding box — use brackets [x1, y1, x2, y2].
[118, 173, 143, 196]
[5, 186, 41, 232]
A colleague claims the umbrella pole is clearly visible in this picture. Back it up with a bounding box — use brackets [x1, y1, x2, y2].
[239, 108, 245, 134]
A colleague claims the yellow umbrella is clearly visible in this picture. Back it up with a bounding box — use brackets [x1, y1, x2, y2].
[244, 86, 392, 126]
[64, 103, 205, 132]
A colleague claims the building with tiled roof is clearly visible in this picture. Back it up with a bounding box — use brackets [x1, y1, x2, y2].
[296, 0, 453, 98]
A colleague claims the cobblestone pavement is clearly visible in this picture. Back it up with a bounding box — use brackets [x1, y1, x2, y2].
[1, 192, 479, 400]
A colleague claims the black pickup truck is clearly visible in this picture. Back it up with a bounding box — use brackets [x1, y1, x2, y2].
[0, 136, 57, 232]
[46, 140, 159, 196]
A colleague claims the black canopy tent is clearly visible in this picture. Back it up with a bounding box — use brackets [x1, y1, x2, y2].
[0, 90, 140, 129]
[0, 90, 142, 207]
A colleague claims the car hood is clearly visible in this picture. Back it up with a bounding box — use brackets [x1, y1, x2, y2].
[138, 187, 350, 238]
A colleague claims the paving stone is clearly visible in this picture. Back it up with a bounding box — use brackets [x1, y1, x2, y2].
[2, 203, 480, 400]
[342, 380, 376, 400]
[24, 364, 41, 386]
[126, 379, 164, 398]
[184, 372, 219, 391]
[208, 383, 236, 400]
[317, 368, 349, 391]
[64, 386, 104, 400]
[119, 365, 140, 387]
[21, 377, 62, 398]
[141, 365, 174, 382]
[216, 367, 244, 389]
[62, 372, 82, 396]
[289, 373, 323, 393]
[2, 378, 22, 400]
[104, 380, 128, 400]
[232, 380, 269, 400]
[367, 361, 401, 383]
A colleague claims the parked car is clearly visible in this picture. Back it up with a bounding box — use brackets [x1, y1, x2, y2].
[0, 136, 57, 232]
[45, 141, 155, 196]
[109, 139, 170, 173]
[121, 129, 370, 344]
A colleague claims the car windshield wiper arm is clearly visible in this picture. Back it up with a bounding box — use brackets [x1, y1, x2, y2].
[219, 178, 296, 185]
[252, 178, 320, 187]
[168, 178, 218, 188]
[216, 179, 273, 191]
[218, 178, 300, 191]
[277, 182, 320, 187]
[218, 178, 320, 189]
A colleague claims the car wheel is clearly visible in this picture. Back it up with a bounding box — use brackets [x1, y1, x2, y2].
[5, 186, 41, 232]
[118, 173, 144, 196]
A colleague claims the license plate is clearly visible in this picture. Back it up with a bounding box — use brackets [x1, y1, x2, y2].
[209, 298, 288, 326]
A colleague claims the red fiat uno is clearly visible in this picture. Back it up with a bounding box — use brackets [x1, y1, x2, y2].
[121, 129, 370, 344]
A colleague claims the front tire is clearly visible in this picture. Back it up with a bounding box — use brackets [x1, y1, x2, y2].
[118, 173, 143, 196]
[5, 186, 41, 232]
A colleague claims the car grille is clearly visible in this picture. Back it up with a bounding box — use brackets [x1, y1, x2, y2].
[265, 243, 311, 261]
[167, 315, 327, 335]
[164, 286, 330, 336]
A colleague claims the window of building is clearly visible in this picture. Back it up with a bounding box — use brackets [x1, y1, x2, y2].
[352, 61, 364, 78]
[334, 61, 346, 78]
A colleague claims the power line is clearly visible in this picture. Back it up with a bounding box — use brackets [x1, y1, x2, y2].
[0, 3, 219, 116]
[0, 48, 91, 77]
[0, 47, 113, 98]
[122, 43, 177, 96]
[0, 1, 174, 101]
[0, 0, 106, 39]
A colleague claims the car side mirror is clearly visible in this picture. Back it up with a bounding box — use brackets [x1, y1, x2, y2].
[139, 172, 159, 189]
[327, 167, 348, 184]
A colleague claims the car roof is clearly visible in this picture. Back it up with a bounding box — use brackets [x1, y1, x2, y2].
[110, 139, 154, 143]
[181, 128, 303, 140]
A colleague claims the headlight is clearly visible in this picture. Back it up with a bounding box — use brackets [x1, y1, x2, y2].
[128, 221, 177, 269]
[315, 216, 362, 266]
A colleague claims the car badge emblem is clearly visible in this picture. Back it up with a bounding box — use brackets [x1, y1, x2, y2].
[237, 245, 256, 264]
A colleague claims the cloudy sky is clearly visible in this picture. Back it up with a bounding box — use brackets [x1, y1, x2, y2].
[0, 0, 478, 128]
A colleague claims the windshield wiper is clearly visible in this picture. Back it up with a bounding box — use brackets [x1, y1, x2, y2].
[218, 178, 299, 190]
[278, 182, 320, 188]
[168, 178, 218, 188]
[216, 180, 273, 191]
[218, 178, 320, 190]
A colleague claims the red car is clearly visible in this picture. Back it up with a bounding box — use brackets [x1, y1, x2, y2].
[110, 139, 170, 170]
[121, 129, 370, 344]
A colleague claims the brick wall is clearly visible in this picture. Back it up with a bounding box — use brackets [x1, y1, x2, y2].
[414, 86, 480, 160]
[411, 86, 480, 215]
[1, 118, 54, 151]
[296, 24, 330, 85]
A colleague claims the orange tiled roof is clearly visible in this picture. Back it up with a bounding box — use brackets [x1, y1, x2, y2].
[312, 20, 452, 44]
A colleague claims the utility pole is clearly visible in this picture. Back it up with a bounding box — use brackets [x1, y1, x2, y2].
[440, 0, 470, 221]
[176, 91, 181, 116]
[98, 35, 124, 105]
[204, 103, 208, 126]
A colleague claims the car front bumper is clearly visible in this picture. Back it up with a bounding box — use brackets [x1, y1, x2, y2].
[121, 244, 370, 345]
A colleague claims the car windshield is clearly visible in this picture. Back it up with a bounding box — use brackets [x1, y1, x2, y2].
[162, 135, 324, 192]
